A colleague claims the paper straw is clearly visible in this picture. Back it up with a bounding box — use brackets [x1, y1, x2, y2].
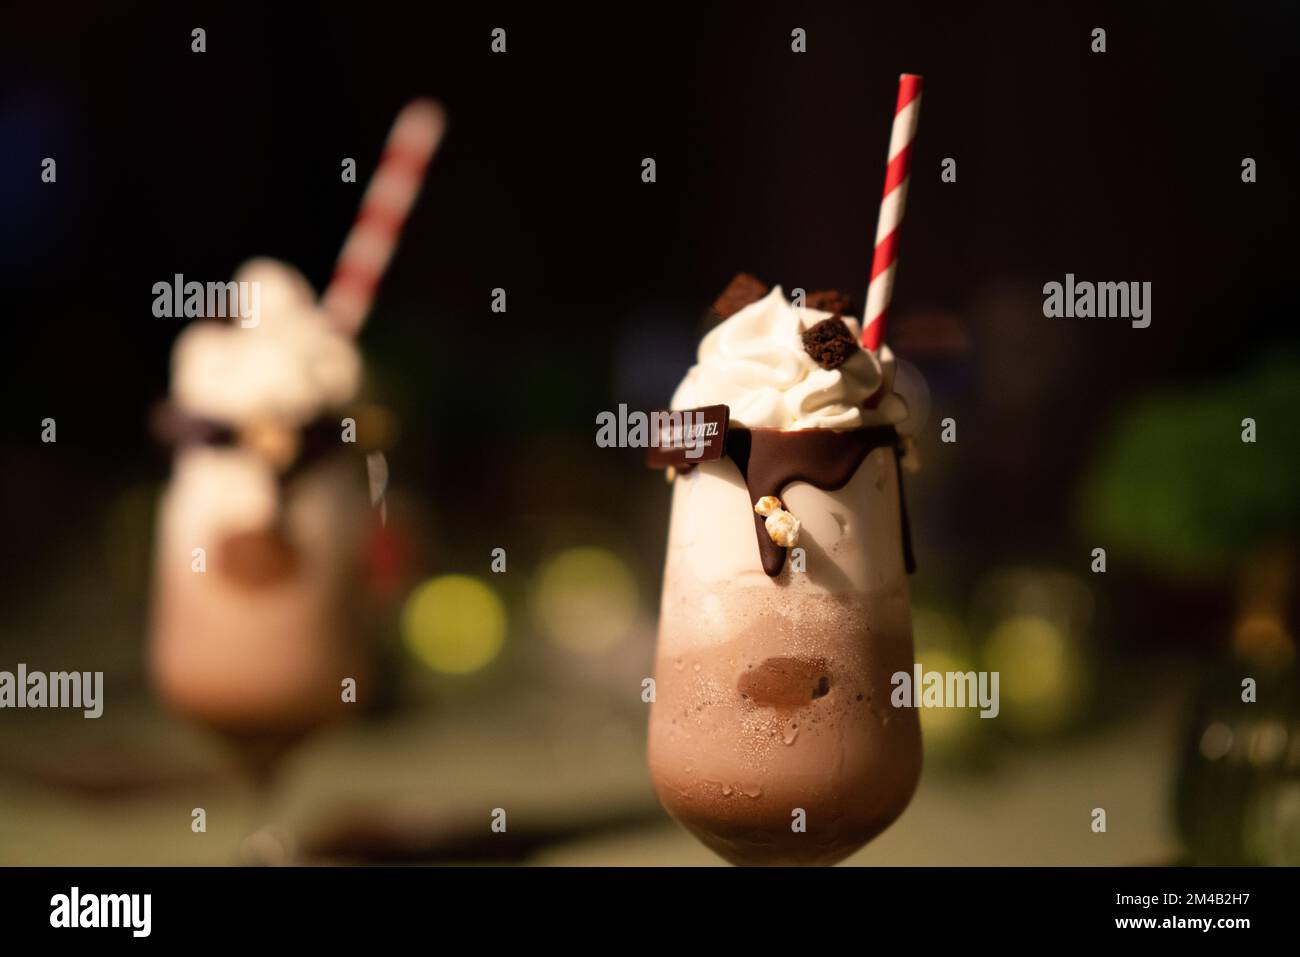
[862, 74, 922, 351]
[323, 99, 446, 337]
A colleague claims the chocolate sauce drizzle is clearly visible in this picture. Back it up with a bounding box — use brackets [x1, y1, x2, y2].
[725, 426, 917, 578]
[151, 402, 360, 484]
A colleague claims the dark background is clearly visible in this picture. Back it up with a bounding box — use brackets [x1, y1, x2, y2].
[0, 1, 1297, 864]
[4, 2, 1297, 588]
[4, 3, 1298, 540]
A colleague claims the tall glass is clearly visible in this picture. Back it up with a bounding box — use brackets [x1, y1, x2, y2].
[647, 439, 920, 866]
[149, 449, 372, 769]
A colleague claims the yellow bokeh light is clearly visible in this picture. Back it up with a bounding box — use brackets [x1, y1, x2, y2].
[913, 650, 982, 749]
[983, 614, 1082, 733]
[531, 547, 638, 653]
[402, 575, 506, 674]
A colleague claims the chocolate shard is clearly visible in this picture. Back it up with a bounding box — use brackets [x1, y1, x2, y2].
[805, 289, 854, 315]
[712, 273, 769, 320]
[801, 316, 861, 370]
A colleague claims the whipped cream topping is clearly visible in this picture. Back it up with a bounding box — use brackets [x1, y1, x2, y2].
[171, 258, 361, 427]
[671, 286, 908, 431]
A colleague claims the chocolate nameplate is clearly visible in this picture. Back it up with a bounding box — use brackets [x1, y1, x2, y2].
[645, 405, 730, 468]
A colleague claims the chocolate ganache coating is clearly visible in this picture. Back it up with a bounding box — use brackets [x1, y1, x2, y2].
[723, 426, 916, 578]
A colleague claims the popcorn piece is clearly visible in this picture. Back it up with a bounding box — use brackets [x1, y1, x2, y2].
[239, 418, 301, 472]
[899, 435, 921, 474]
[764, 509, 801, 548]
[753, 495, 783, 517]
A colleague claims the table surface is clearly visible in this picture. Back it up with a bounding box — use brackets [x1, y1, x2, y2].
[0, 684, 1182, 866]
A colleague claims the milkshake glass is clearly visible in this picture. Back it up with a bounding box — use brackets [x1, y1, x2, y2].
[149, 259, 374, 749]
[150, 453, 371, 739]
[647, 281, 921, 865]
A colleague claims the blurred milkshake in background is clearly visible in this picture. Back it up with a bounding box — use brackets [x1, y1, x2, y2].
[647, 279, 921, 865]
[149, 258, 375, 749]
[148, 101, 445, 767]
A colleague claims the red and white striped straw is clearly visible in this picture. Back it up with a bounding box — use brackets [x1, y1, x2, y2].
[323, 99, 446, 337]
[862, 74, 922, 351]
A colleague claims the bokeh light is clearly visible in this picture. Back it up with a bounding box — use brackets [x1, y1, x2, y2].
[530, 547, 637, 653]
[913, 648, 985, 755]
[1246, 722, 1289, 767]
[102, 482, 159, 595]
[1199, 721, 1234, 761]
[1233, 613, 1295, 665]
[983, 614, 1084, 734]
[911, 608, 984, 756]
[401, 575, 506, 674]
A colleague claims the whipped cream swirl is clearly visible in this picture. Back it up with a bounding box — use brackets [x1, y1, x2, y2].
[171, 258, 361, 427]
[671, 286, 907, 430]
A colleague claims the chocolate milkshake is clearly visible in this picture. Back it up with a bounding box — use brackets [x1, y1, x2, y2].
[149, 259, 374, 742]
[647, 277, 921, 866]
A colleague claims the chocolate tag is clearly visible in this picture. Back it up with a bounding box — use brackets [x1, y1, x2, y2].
[645, 405, 730, 468]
